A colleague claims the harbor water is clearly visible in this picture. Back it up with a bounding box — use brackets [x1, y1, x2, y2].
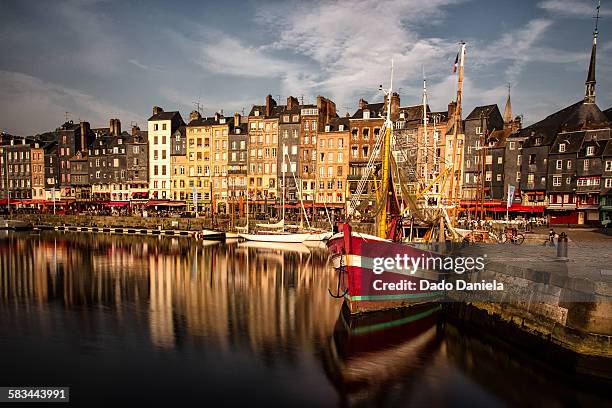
[0, 231, 609, 407]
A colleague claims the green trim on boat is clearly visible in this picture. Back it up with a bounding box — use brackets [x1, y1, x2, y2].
[348, 305, 442, 335]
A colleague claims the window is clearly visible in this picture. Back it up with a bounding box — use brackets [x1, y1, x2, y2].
[509, 141, 515, 150]
[566, 177, 572, 185]
[497, 157, 503, 164]
[559, 143, 566, 153]
[496, 174, 502, 182]
[606, 161, 612, 172]
[162, 124, 167, 130]
[553, 176, 561, 186]
[363, 111, 370, 119]
[587, 146, 595, 156]
[584, 159, 590, 171]
[517, 156, 522, 166]
[606, 179, 612, 188]
[527, 173, 534, 183]
[556, 160, 562, 170]
[516, 172, 521, 182]
[154, 124, 158, 131]
[485, 171, 492, 181]
[529, 154, 536, 165]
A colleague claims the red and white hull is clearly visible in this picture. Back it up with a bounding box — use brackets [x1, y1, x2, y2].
[327, 224, 444, 314]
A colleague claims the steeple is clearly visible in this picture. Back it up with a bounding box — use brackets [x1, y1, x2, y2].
[585, 0, 600, 104]
[503, 83, 513, 125]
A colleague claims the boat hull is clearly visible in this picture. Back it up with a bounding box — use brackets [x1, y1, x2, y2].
[327, 224, 444, 315]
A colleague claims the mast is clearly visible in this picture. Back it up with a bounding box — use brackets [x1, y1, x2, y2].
[423, 72, 429, 197]
[282, 142, 285, 231]
[448, 42, 466, 224]
[376, 59, 394, 238]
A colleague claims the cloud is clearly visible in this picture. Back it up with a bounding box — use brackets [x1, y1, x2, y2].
[538, 0, 612, 17]
[129, 59, 163, 72]
[0, 71, 140, 135]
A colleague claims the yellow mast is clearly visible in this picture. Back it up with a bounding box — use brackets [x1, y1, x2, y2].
[376, 60, 395, 238]
[448, 42, 466, 225]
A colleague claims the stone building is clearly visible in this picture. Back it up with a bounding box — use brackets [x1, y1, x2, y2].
[57, 121, 94, 198]
[5, 138, 32, 200]
[211, 112, 230, 213]
[228, 113, 248, 212]
[278, 97, 301, 204]
[347, 98, 385, 212]
[170, 126, 188, 202]
[186, 111, 213, 214]
[461, 105, 504, 202]
[319, 117, 350, 212]
[30, 142, 45, 201]
[43, 141, 59, 200]
[600, 139, 612, 224]
[69, 150, 90, 202]
[126, 126, 149, 202]
[148, 106, 184, 200]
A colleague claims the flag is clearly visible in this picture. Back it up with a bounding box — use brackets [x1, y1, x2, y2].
[453, 53, 459, 73]
[507, 185, 515, 208]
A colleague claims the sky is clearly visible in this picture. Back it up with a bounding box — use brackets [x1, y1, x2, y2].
[0, 0, 610, 135]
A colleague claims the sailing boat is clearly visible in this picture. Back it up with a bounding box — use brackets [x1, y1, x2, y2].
[327, 47, 467, 314]
[239, 143, 321, 243]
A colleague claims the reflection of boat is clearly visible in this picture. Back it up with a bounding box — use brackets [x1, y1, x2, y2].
[239, 240, 311, 254]
[0, 219, 33, 231]
[323, 303, 441, 400]
[239, 232, 311, 243]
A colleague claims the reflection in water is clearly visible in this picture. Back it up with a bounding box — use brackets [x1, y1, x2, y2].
[0, 231, 609, 407]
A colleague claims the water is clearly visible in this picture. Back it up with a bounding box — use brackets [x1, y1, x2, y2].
[0, 231, 609, 407]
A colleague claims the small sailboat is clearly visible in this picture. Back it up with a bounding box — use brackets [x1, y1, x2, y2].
[239, 144, 331, 243]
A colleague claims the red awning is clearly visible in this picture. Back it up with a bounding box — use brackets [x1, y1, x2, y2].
[105, 201, 130, 207]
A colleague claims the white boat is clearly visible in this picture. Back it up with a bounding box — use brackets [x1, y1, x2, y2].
[303, 231, 333, 241]
[239, 232, 312, 243]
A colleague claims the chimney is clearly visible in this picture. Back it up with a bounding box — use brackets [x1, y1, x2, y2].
[384, 92, 400, 121]
[358, 98, 368, 109]
[234, 112, 241, 126]
[152, 106, 164, 116]
[214, 111, 221, 121]
[265, 94, 276, 117]
[114, 119, 121, 136]
[79, 121, 90, 152]
[189, 110, 202, 122]
[448, 102, 456, 119]
[287, 96, 298, 110]
[109, 119, 115, 135]
[131, 125, 140, 136]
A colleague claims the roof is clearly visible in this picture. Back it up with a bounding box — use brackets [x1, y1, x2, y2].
[520, 100, 610, 148]
[148, 111, 183, 122]
[324, 117, 350, 131]
[351, 102, 385, 119]
[550, 131, 586, 155]
[490, 128, 513, 149]
[603, 139, 612, 157]
[465, 104, 499, 121]
[605, 107, 612, 122]
[398, 105, 428, 122]
[577, 138, 607, 158]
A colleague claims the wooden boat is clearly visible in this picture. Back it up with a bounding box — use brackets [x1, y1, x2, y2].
[327, 51, 468, 315]
[196, 229, 226, 241]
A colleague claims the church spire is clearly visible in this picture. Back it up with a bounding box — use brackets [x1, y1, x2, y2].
[503, 83, 513, 126]
[585, 0, 600, 103]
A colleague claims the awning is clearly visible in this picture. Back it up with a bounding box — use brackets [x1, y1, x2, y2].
[145, 200, 186, 207]
[105, 201, 130, 207]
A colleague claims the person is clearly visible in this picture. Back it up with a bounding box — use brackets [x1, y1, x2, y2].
[547, 228, 556, 246]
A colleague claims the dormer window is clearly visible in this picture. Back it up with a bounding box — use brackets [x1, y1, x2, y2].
[235, 129, 241, 134]
[283, 115, 289, 122]
[586, 146, 595, 156]
[220, 118, 226, 124]
[363, 110, 370, 119]
[400, 112, 405, 119]
[559, 143, 566, 153]
[339, 125, 345, 131]
[535, 137, 542, 146]
[254, 110, 260, 116]
[325, 125, 330, 132]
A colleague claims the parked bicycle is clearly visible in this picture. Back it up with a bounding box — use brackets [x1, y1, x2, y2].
[501, 227, 525, 245]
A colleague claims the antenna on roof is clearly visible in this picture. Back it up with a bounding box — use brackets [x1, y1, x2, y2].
[193, 101, 203, 115]
[300, 95, 304, 105]
[65, 112, 71, 122]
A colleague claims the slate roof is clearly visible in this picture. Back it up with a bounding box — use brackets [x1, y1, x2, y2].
[148, 111, 183, 122]
[324, 117, 350, 132]
[465, 104, 499, 121]
[520, 100, 610, 148]
[577, 138, 607, 158]
[490, 128, 513, 149]
[398, 105, 428, 122]
[351, 102, 385, 119]
[604, 107, 612, 122]
[549, 131, 586, 154]
[603, 139, 612, 157]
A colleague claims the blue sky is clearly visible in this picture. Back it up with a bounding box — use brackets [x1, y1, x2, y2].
[0, 0, 610, 135]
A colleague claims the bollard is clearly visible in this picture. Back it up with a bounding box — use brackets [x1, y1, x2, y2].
[557, 232, 568, 260]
